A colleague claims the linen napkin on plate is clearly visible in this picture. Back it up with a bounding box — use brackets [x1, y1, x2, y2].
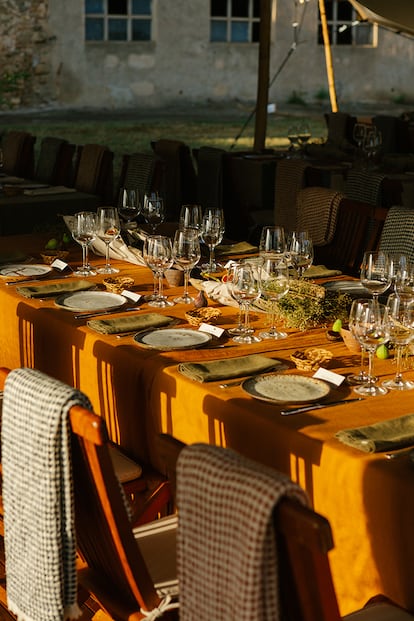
[178, 354, 283, 383]
[304, 265, 342, 279]
[87, 312, 175, 335]
[335, 413, 414, 453]
[16, 279, 95, 299]
[216, 241, 258, 256]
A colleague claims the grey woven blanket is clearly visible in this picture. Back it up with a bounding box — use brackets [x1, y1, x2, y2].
[2, 367, 92, 621]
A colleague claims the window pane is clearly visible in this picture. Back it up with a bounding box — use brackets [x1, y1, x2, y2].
[323, 1, 333, 20]
[108, 0, 127, 15]
[85, 0, 104, 14]
[211, 0, 227, 17]
[232, 0, 249, 18]
[231, 21, 248, 41]
[355, 24, 372, 45]
[211, 20, 227, 41]
[253, 0, 260, 18]
[132, 19, 151, 40]
[337, 1, 351, 20]
[252, 20, 260, 42]
[336, 25, 352, 44]
[108, 17, 127, 39]
[132, 0, 151, 14]
[85, 17, 104, 39]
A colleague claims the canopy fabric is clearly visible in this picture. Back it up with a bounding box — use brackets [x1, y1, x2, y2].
[349, 0, 414, 36]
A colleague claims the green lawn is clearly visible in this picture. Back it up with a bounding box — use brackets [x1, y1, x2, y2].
[0, 111, 327, 183]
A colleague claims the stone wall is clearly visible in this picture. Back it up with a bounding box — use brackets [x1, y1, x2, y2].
[0, 0, 54, 108]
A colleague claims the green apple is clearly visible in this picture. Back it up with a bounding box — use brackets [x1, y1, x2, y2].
[332, 319, 342, 333]
[45, 238, 59, 250]
[376, 344, 389, 360]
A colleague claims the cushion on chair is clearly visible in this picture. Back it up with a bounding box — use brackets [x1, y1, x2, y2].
[345, 169, 385, 206]
[378, 206, 414, 263]
[296, 187, 343, 245]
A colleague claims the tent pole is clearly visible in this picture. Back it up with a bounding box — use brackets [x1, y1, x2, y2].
[318, 0, 338, 112]
[254, 0, 271, 151]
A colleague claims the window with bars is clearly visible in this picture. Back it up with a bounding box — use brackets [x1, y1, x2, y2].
[85, 0, 152, 42]
[210, 0, 261, 43]
[318, 0, 375, 46]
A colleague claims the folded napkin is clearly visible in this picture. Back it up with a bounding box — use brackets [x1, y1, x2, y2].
[16, 279, 94, 299]
[24, 185, 76, 196]
[304, 265, 342, 279]
[335, 413, 414, 453]
[190, 278, 238, 308]
[178, 354, 283, 382]
[216, 241, 258, 256]
[87, 312, 175, 335]
[90, 237, 147, 266]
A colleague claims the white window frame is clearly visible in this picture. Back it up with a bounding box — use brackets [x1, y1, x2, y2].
[85, 0, 152, 42]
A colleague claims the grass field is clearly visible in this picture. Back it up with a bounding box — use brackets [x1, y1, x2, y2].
[0, 106, 328, 182]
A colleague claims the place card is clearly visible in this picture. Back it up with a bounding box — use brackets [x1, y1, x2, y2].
[313, 367, 345, 387]
[122, 290, 142, 303]
[51, 258, 69, 271]
[198, 323, 225, 338]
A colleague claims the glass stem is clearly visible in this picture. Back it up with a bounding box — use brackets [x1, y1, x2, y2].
[394, 344, 404, 382]
[105, 242, 111, 268]
[243, 303, 250, 333]
[367, 351, 375, 385]
[158, 271, 164, 299]
[269, 303, 276, 331]
[209, 245, 215, 269]
[153, 272, 159, 297]
[82, 244, 88, 270]
[183, 270, 189, 297]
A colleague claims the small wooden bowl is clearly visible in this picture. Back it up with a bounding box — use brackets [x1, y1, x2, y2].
[290, 348, 333, 372]
[40, 250, 69, 265]
[103, 276, 134, 294]
[185, 307, 222, 327]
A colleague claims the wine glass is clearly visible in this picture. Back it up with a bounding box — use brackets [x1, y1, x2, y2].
[143, 235, 174, 308]
[96, 206, 121, 275]
[225, 263, 254, 337]
[142, 192, 165, 233]
[228, 262, 261, 344]
[259, 257, 290, 340]
[286, 124, 301, 156]
[383, 293, 414, 391]
[297, 122, 311, 148]
[352, 123, 367, 150]
[70, 211, 98, 277]
[360, 251, 391, 307]
[288, 231, 313, 279]
[200, 208, 225, 274]
[352, 300, 390, 397]
[118, 188, 141, 226]
[179, 204, 203, 233]
[172, 229, 201, 304]
[346, 298, 372, 386]
[388, 252, 409, 294]
[259, 226, 286, 259]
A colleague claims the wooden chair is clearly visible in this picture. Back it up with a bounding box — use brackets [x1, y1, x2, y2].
[33, 136, 76, 186]
[1, 130, 36, 178]
[73, 143, 114, 203]
[157, 434, 414, 621]
[0, 368, 178, 621]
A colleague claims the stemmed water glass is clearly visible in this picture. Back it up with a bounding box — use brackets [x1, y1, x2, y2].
[347, 298, 372, 386]
[228, 262, 261, 344]
[259, 225, 286, 258]
[360, 250, 391, 307]
[118, 188, 141, 226]
[179, 204, 203, 233]
[352, 300, 390, 397]
[143, 235, 174, 308]
[259, 257, 290, 340]
[383, 293, 414, 391]
[71, 211, 98, 277]
[288, 231, 313, 279]
[200, 208, 225, 273]
[142, 192, 165, 233]
[172, 229, 201, 304]
[96, 206, 121, 274]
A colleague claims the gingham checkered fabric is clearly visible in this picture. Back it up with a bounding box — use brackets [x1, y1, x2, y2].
[2, 367, 92, 621]
[176, 444, 308, 621]
[296, 187, 344, 245]
[379, 206, 414, 263]
[124, 152, 155, 193]
[274, 159, 309, 232]
[345, 169, 385, 206]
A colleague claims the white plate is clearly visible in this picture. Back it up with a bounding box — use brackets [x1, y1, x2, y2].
[134, 327, 212, 350]
[323, 280, 366, 296]
[55, 291, 127, 312]
[0, 264, 52, 278]
[242, 374, 330, 404]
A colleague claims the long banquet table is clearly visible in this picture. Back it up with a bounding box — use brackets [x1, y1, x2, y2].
[1, 233, 414, 616]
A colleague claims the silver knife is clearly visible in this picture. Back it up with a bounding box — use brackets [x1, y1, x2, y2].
[280, 398, 363, 416]
[74, 306, 142, 320]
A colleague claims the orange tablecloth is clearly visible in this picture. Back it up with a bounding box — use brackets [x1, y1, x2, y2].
[1, 234, 414, 616]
